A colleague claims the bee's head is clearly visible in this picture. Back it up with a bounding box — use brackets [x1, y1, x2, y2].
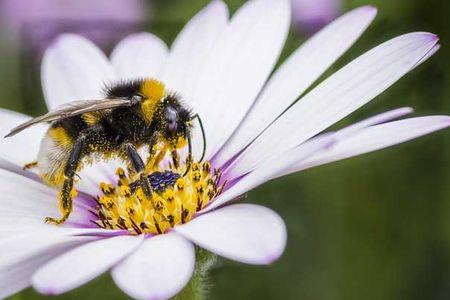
[162, 96, 192, 148]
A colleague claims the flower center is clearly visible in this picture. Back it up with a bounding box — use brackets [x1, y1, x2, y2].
[92, 161, 223, 235]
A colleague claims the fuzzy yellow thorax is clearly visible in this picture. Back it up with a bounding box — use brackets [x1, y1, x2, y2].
[140, 79, 166, 123]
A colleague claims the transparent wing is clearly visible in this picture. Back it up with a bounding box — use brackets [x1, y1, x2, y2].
[5, 98, 131, 137]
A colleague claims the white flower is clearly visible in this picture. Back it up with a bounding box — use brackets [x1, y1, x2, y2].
[0, 0, 448, 299]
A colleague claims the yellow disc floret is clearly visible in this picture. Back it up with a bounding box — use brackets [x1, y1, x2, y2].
[93, 161, 223, 235]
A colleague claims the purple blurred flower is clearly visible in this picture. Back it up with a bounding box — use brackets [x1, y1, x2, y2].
[291, 0, 341, 34]
[0, 0, 149, 56]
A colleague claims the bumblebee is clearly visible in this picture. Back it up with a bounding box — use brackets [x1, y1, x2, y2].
[5, 78, 205, 224]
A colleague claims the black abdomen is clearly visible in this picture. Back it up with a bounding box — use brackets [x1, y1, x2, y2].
[53, 115, 88, 139]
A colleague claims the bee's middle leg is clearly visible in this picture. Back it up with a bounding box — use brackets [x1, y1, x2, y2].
[45, 135, 86, 225]
[124, 143, 152, 197]
[23, 161, 38, 170]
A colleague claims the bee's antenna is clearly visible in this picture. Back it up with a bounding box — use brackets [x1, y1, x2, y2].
[191, 114, 206, 162]
[183, 129, 193, 177]
[182, 114, 205, 177]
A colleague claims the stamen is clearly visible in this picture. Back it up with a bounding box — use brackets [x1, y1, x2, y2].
[94, 161, 223, 235]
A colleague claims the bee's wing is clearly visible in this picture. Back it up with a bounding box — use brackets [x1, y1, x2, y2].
[5, 98, 131, 137]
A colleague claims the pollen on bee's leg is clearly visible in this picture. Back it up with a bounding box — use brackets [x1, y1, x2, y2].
[93, 161, 224, 235]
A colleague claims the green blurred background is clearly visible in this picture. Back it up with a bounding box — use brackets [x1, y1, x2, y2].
[1, 0, 450, 299]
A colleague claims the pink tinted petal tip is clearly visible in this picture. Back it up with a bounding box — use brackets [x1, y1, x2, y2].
[34, 285, 59, 296]
[264, 227, 288, 265]
[423, 32, 439, 42]
[441, 116, 450, 125]
[205, 0, 227, 14]
[211, 0, 225, 7]
[425, 115, 450, 126]
[425, 44, 441, 60]
[176, 204, 287, 265]
[400, 107, 414, 114]
[404, 32, 439, 44]
[360, 5, 377, 15]
[51, 33, 75, 47]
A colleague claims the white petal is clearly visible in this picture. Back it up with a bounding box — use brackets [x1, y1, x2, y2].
[111, 32, 169, 79]
[0, 229, 122, 296]
[282, 115, 450, 175]
[0, 158, 41, 184]
[207, 110, 443, 213]
[42, 34, 116, 110]
[0, 234, 93, 299]
[112, 233, 195, 300]
[0, 216, 62, 241]
[0, 109, 46, 167]
[76, 159, 122, 196]
[161, 0, 228, 100]
[0, 168, 91, 225]
[32, 235, 143, 295]
[227, 32, 439, 178]
[177, 204, 286, 265]
[416, 43, 440, 66]
[0, 248, 64, 299]
[0, 217, 120, 244]
[214, 6, 377, 166]
[203, 132, 333, 213]
[160, 1, 229, 159]
[325, 107, 414, 141]
[199, 0, 291, 160]
[0, 231, 97, 272]
[248, 107, 421, 180]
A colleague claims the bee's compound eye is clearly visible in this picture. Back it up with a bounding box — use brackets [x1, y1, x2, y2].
[165, 106, 179, 133]
[130, 95, 142, 105]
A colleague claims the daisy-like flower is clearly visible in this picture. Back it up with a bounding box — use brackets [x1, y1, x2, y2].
[0, 0, 449, 299]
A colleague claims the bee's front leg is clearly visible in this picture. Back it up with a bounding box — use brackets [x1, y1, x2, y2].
[147, 145, 168, 172]
[124, 143, 152, 197]
[45, 135, 86, 225]
[171, 150, 180, 170]
[145, 133, 163, 172]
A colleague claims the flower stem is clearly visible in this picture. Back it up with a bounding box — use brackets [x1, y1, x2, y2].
[174, 248, 218, 300]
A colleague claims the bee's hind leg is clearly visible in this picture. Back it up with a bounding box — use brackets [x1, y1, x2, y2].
[45, 176, 76, 225]
[124, 143, 153, 197]
[45, 135, 86, 225]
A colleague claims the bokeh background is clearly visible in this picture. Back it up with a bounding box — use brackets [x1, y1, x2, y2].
[1, 0, 449, 299]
